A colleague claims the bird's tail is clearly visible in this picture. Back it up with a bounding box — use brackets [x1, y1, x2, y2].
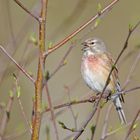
[112, 95, 127, 124]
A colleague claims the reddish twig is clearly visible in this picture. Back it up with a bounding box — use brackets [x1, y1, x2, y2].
[91, 107, 101, 140]
[0, 45, 35, 84]
[42, 85, 140, 115]
[13, 0, 39, 22]
[64, 86, 78, 130]
[91, 19, 140, 140]
[44, 0, 119, 57]
[99, 20, 140, 103]
[0, 96, 14, 140]
[53, 20, 140, 140]
[100, 104, 113, 140]
[73, 101, 99, 140]
[124, 109, 140, 140]
[45, 83, 59, 140]
[43, 95, 97, 114]
[13, 75, 32, 134]
[17, 96, 32, 134]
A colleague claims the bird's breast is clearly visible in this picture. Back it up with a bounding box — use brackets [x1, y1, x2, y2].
[81, 54, 115, 93]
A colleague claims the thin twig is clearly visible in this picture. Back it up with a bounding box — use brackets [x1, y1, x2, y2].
[45, 83, 59, 140]
[44, 0, 119, 57]
[57, 20, 140, 140]
[124, 109, 140, 140]
[43, 85, 140, 114]
[17, 97, 32, 134]
[100, 104, 113, 140]
[100, 20, 140, 100]
[105, 117, 140, 138]
[123, 50, 140, 89]
[3, 129, 27, 140]
[116, 86, 140, 97]
[0, 96, 14, 140]
[64, 85, 78, 130]
[49, 45, 74, 79]
[43, 95, 97, 114]
[12, 74, 32, 134]
[73, 101, 99, 140]
[13, 0, 39, 22]
[91, 20, 140, 140]
[91, 107, 101, 140]
[0, 45, 35, 84]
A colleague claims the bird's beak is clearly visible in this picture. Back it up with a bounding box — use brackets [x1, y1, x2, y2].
[81, 42, 88, 51]
[81, 42, 87, 46]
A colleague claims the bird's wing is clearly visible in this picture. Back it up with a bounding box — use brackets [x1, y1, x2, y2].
[100, 52, 124, 101]
[98, 52, 119, 92]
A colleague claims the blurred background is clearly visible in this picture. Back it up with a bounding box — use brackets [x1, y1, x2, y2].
[0, 0, 140, 140]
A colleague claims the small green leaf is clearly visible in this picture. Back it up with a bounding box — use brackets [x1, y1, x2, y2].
[63, 60, 67, 65]
[129, 24, 133, 31]
[58, 121, 67, 129]
[46, 125, 50, 140]
[32, 95, 35, 101]
[45, 70, 50, 81]
[48, 42, 53, 49]
[97, 3, 102, 12]
[71, 99, 77, 103]
[9, 90, 14, 98]
[91, 125, 96, 134]
[16, 86, 21, 98]
[94, 18, 100, 28]
[42, 103, 48, 111]
[12, 73, 17, 80]
[112, 64, 117, 71]
[100, 101, 106, 108]
[29, 33, 38, 45]
[133, 123, 138, 130]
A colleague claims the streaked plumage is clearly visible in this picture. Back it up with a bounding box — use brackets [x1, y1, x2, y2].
[81, 38, 126, 124]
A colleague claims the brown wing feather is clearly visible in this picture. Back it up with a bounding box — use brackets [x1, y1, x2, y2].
[97, 52, 119, 93]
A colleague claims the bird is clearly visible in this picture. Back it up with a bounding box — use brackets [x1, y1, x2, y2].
[81, 37, 127, 124]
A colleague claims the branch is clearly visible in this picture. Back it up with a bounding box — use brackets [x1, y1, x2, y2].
[0, 95, 14, 140]
[13, 75, 32, 134]
[64, 85, 78, 130]
[123, 50, 140, 89]
[13, 0, 39, 22]
[3, 129, 27, 140]
[43, 95, 97, 114]
[124, 109, 140, 140]
[31, 0, 48, 140]
[44, 0, 119, 57]
[91, 20, 140, 140]
[99, 20, 140, 102]
[105, 117, 140, 138]
[43, 85, 140, 114]
[0, 45, 35, 84]
[73, 101, 99, 140]
[49, 45, 74, 79]
[45, 83, 59, 140]
[100, 104, 113, 140]
[72, 20, 140, 138]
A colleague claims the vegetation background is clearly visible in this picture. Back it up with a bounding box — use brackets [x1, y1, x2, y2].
[0, 0, 140, 140]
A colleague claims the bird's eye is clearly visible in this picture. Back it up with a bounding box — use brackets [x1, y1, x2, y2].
[91, 41, 95, 45]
